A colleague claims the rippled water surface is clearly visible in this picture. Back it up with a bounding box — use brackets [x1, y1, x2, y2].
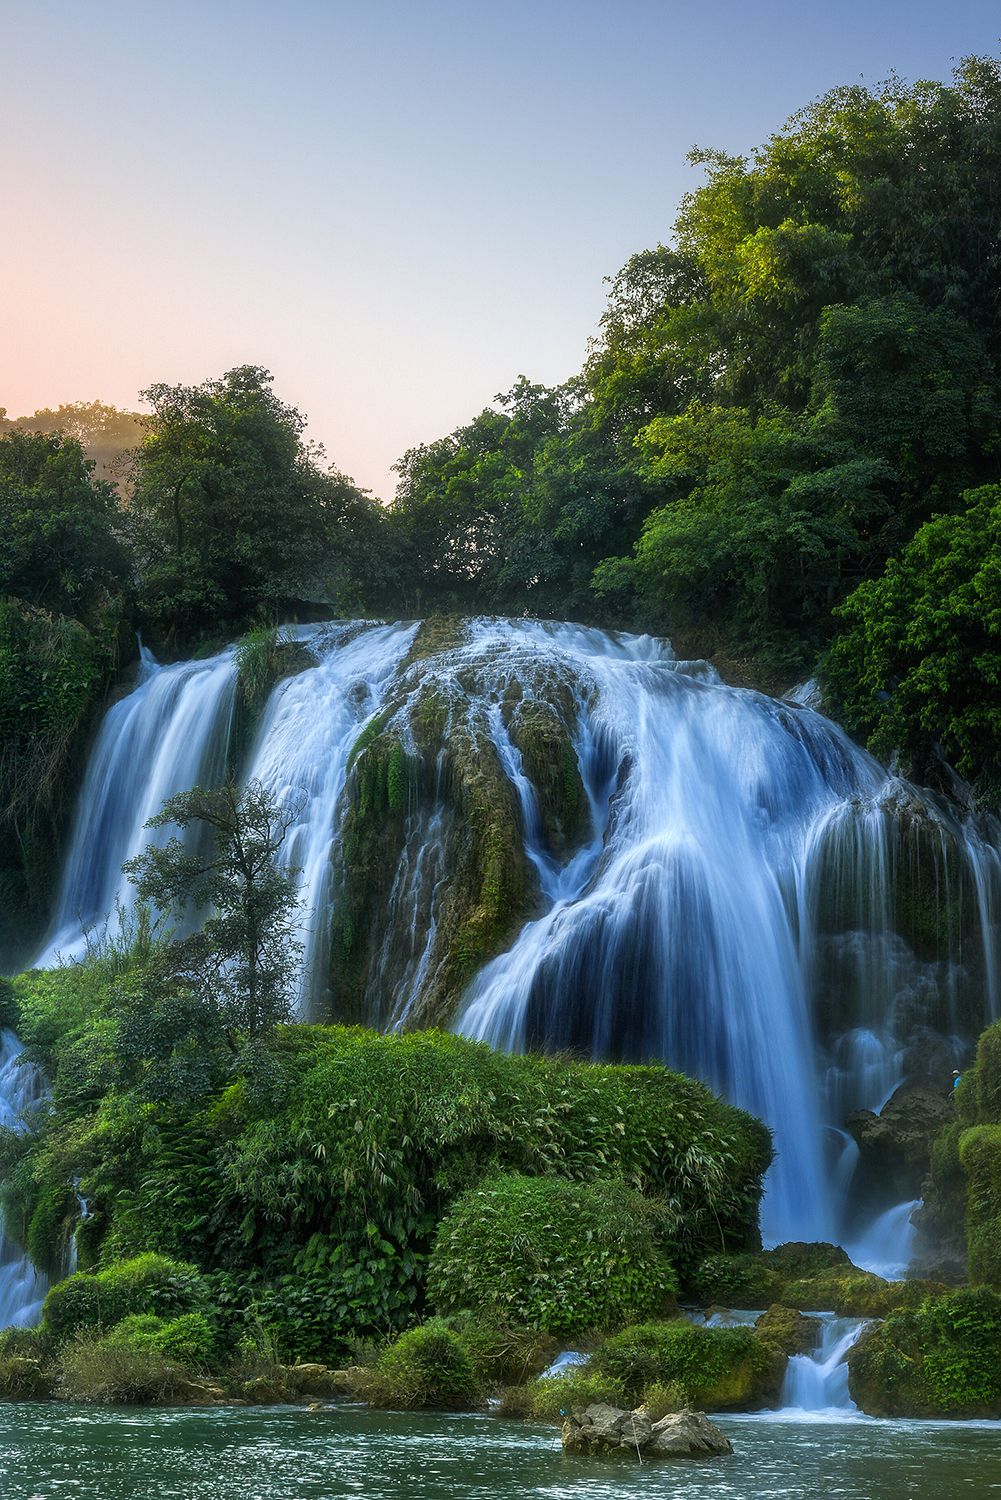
[0, 1406, 999, 1500]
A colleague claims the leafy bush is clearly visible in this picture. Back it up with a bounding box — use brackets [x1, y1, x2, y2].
[428, 1174, 677, 1335]
[517, 1367, 626, 1421]
[58, 1329, 195, 1405]
[367, 1319, 483, 1410]
[594, 1319, 776, 1410]
[43, 1254, 208, 1344]
[102, 1311, 215, 1366]
[848, 1285, 1001, 1417]
[693, 1252, 781, 1306]
[822, 486, 1001, 783]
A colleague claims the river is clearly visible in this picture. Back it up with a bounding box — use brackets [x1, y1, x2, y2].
[0, 1404, 997, 1499]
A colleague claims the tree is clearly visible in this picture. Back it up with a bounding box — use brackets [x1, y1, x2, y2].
[0, 427, 130, 614]
[122, 780, 307, 1038]
[128, 366, 368, 642]
[821, 485, 1001, 786]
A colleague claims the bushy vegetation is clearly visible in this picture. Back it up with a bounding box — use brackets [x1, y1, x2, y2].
[921, 1018, 1001, 1285]
[848, 1285, 1001, 1417]
[365, 1319, 483, 1410]
[428, 1174, 677, 1334]
[41, 1254, 209, 1345]
[0, 944, 770, 1353]
[593, 1320, 779, 1411]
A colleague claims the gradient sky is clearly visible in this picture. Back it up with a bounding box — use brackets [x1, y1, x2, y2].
[2, 1, 999, 500]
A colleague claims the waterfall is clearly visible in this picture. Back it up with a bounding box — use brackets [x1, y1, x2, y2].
[34, 645, 240, 967]
[0, 1031, 48, 1326]
[22, 615, 1001, 1254]
[780, 1315, 865, 1412]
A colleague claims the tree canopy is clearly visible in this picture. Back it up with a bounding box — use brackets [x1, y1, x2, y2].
[127, 365, 388, 644]
[387, 54, 1001, 674]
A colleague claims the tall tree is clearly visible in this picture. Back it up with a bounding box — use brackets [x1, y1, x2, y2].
[129, 366, 369, 643]
[122, 780, 306, 1039]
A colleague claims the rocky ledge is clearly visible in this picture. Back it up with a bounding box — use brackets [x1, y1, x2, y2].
[562, 1403, 733, 1458]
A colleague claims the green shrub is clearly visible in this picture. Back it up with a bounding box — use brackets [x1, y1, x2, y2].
[437, 1314, 558, 1386]
[848, 1285, 1001, 1417]
[43, 1254, 208, 1344]
[693, 1252, 781, 1306]
[428, 1174, 677, 1336]
[520, 1367, 626, 1421]
[594, 1319, 776, 1410]
[101, 1311, 215, 1366]
[57, 1329, 194, 1405]
[367, 1319, 483, 1410]
[0, 1355, 54, 1400]
[0, 1325, 50, 1361]
[959, 1124, 1001, 1285]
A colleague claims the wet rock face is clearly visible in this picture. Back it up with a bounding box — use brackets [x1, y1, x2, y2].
[845, 1078, 955, 1203]
[562, 1403, 733, 1458]
[328, 619, 591, 1030]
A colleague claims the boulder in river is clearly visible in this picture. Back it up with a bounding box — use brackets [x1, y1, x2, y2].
[562, 1403, 732, 1457]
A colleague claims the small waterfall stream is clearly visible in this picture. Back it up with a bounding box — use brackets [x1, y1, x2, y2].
[0, 1031, 48, 1326]
[780, 1315, 865, 1413]
[17, 616, 1001, 1261]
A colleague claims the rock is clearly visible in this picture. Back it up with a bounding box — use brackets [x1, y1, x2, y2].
[846, 1078, 955, 1202]
[647, 1410, 734, 1456]
[289, 1362, 350, 1398]
[754, 1305, 822, 1356]
[562, 1403, 732, 1458]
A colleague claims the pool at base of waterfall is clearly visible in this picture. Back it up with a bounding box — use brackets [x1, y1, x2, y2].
[0, 1404, 995, 1500]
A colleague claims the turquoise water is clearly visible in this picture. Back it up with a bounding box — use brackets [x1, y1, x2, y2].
[0, 1405, 998, 1500]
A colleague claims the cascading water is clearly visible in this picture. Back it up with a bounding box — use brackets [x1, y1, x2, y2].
[780, 1315, 865, 1413]
[0, 1031, 48, 1325]
[22, 616, 1001, 1256]
[35, 644, 240, 968]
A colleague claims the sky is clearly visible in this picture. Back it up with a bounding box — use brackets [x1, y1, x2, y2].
[1, 1, 999, 502]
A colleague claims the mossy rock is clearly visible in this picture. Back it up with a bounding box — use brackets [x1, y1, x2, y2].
[330, 678, 534, 1029]
[847, 1284, 1001, 1418]
[753, 1304, 822, 1356]
[508, 700, 588, 854]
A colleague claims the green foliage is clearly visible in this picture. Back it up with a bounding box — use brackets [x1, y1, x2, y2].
[127, 365, 381, 645]
[517, 1367, 626, 1421]
[849, 1285, 1001, 1416]
[26, 1180, 76, 1278]
[234, 623, 295, 712]
[693, 1252, 781, 1307]
[594, 1318, 776, 1409]
[595, 402, 892, 664]
[12, 1020, 767, 1348]
[42, 1253, 208, 1345]
[103, 1310, 215, 1365]
[367, 1319, 483, 1410]
[0, 427, 130, 614]
[121, 780, 306, 1041]
[821, 485, 1001, 780]
[0, 598, 122, 961]
[428, 1174, 677, 1335]
[57, 1327, 196, 1405]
